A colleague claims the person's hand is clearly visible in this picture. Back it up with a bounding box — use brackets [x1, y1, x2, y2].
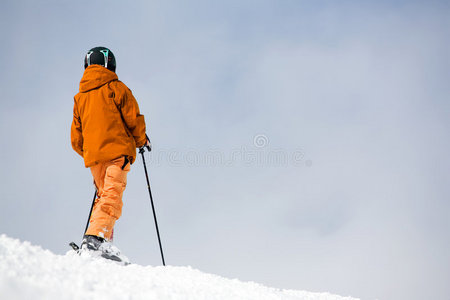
[139, 134, 152, 153]
[144, 136, 152, 151]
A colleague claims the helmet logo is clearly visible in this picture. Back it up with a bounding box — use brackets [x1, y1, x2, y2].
[100, 49, 109, 69]
[85, 50, 94, 67]
[85, 49, 109, 68]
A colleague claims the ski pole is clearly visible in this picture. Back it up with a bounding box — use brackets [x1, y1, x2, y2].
[140, 147, 166, 266]
[84, 189, 97, 236]
[70, 189, 97, 251]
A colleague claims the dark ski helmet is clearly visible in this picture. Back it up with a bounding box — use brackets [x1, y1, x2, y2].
[84, 46, 116, 72]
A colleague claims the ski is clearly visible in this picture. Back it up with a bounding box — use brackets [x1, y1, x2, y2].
[69, 242, 80, 251]
[68, 240, 130, 266]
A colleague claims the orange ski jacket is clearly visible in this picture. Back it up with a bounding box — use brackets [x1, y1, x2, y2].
[71, 65, 147, 167]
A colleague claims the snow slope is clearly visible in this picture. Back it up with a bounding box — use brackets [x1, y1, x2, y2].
[0, 235, 360, 300]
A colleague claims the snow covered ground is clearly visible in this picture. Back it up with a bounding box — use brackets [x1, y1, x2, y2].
[0, 235, 360, 300]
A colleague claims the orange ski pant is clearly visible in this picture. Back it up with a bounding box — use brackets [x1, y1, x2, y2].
[85, 156, 130, 240]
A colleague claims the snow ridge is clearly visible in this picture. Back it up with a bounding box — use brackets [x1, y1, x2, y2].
[0, 234, 359, 300]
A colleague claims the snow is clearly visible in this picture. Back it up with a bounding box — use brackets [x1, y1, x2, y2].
[0, 234, 360, 300]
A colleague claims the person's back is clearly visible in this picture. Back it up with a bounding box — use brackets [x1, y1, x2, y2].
[72, 64, 146, 167]
[71, 47, 150, 264]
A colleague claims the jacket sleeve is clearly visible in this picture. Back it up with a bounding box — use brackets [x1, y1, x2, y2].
[120, 87, 147, 148]
[71, 99, 84, 157]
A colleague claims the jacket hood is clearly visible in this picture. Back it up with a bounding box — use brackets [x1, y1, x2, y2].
[79, 65, 118, 92]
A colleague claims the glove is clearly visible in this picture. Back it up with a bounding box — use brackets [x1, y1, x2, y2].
[139, 134, 152, 153]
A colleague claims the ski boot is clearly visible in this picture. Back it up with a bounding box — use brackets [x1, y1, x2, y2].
[79, 235, 130, 265]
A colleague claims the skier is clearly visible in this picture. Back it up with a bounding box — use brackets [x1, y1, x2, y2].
[71, 46, 150, 263]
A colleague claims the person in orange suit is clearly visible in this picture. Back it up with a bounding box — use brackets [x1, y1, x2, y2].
[71, 46, 150, 263]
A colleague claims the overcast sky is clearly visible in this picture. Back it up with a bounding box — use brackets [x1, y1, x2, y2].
[1, 1, 449, 300]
